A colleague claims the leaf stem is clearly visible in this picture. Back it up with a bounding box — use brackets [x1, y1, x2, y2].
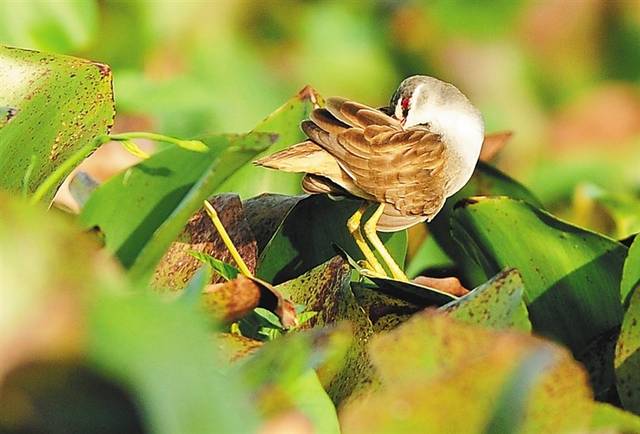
[30, 135, 109, 205]
[203, 200, 253, 278]
[109, 132, 208, 152]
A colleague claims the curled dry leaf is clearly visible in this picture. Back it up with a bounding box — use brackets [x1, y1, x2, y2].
[479, 131, 513, 162]
[202, 275, 262, 323]
[153, 194, 258, 291]
[412, 275, 470, 296]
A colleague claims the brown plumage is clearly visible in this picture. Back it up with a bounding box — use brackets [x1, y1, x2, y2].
[255, 97, 448, 231]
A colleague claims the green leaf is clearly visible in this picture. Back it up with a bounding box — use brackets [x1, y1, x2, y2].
[622, 235, 640, 304]
[442, 268, 531, 332]
[341, 312, 593, 434]
[428, 161, 543, 285]
[257, 194, 407, 284]
[450, 196, 626, 353]
[0, 46, 114, 202]
[615, 286, 640, 414]
[79, 133, 272, 282]
[189, 251, 239, 281]
[216, 87, 320, 198]
[237, 323, 350, 434]
[88, 290, 257, 434]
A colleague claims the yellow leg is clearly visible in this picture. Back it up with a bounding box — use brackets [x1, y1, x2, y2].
[347, 204, 386, 276]
[363, 203, 408, 281]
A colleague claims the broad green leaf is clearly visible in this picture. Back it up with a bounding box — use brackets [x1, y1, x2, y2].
[257, 194, 407, 284]
[615, 286, 640, 414]
[342, 312, 593, 434]
[352, 282, 422, 332]
[0, 193, 120, 379]
[216, 86, 320, 198]
[621, 235, 640, 304]
[88, 290, 257, 434]
[429, 161, 543, 285]
[451, 196, 626, 353]
[79, 133, 272, 282]
[442, 268, 531, 331]
[0, 46, 114, 202]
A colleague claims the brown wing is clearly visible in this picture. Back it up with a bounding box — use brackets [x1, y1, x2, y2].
[302, 97, 447, 218]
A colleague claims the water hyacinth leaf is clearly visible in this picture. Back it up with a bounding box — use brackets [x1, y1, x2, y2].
[428, 161, 543, 285]
[201, 275, 261, 323]
[621, 235, 640, 304]
[87, 291, 257, 434]
[590, 403, 640, 432]
[237, 322, 350, 434]
[351, 282, 421, 332]
[0, 46, 115, 202]
[275, 257, 376, 403]
[0, 193, 120, 380]
[79, 133, 272, 281]
[342, 312, 593, 434]
[257, 194, 407, 284]
[442, 268, 531, 331]
[217, 86, 321, 198]
[451, 196, 626, 353]
[615, 287, 640, 414]
[333, 244, 456, 306]
[242, 193, 303, 252]
[153, 194, 255, 291]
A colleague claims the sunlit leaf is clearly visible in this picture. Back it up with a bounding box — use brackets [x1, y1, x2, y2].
[0, 46, 114, 202]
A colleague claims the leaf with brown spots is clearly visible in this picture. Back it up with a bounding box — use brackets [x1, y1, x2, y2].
[341, 312, 594, 434]
[441, 268, 531, 331]
[242, 193, 303, 252]
[202, 275, 261, 323]
[276, 257, 376, 404]
[0, 46, 115, 202]
[351, 282, 421, 332]
[153, 194, 258, 291]
[615, 286, 640, 414]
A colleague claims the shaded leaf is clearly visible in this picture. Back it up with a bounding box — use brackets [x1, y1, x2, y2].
[615, 286, 640, 414]
[429, 162, 543, 286]
[621, 235, 640, 304]
[242, 193, 303, 252]
[190, 251, 239, 281]
[451, 196, 626, 353]
[0, 46, 114, 202]
[257, 194, 407, 284]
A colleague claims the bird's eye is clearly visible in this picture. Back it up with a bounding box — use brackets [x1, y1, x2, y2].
[401, 97, 410, 110]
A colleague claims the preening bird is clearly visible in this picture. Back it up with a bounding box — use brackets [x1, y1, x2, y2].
[255, 75, 484, 281]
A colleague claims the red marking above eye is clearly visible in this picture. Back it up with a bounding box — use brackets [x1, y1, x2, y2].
[401, 97, 410, 110]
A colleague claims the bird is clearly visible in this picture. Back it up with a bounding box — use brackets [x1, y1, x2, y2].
[254, 75, 484, 281]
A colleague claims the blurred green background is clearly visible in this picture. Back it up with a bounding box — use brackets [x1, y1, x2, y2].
[1, 0, 639, 234]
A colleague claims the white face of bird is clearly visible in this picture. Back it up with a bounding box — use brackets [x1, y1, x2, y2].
[391, 75, 486, 194]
